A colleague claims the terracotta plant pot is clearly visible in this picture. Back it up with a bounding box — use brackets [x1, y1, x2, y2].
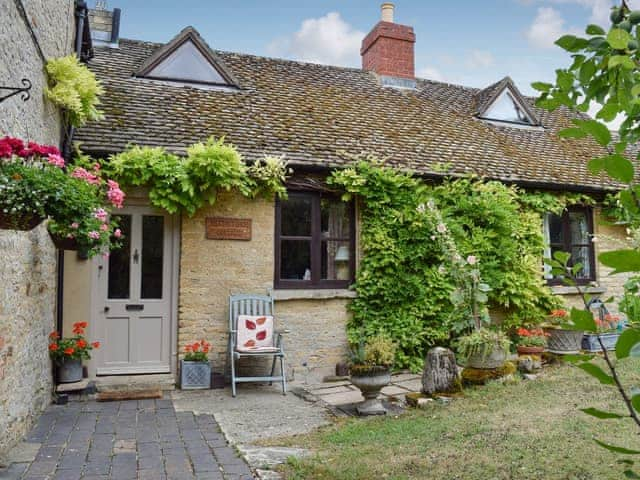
[545, 328, 583, 354]
[350, 366, 391, 416]
[0, 212, 43, 231]
[516, 345, 545, 355]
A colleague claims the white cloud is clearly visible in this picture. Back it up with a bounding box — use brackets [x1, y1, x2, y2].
[266, 12, 364, 67]
[417, 66, 446, 82]
[526, 7, 576, 48]
[466, 50, 495, 69]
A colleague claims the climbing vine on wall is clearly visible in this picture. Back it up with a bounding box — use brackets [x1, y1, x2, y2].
[328, 159, 588, 371]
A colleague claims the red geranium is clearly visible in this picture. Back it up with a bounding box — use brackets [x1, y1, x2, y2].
[49, 321, 100, 362]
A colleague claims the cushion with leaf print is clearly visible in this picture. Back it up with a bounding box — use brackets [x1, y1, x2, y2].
[236, 315, 277, 352]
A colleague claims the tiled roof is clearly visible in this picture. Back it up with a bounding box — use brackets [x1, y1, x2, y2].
[75, 35, 624, 192]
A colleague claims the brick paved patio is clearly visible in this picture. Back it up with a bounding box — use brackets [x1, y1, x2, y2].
[2, 399, 253, 480]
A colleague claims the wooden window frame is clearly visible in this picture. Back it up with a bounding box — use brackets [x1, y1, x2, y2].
[546, 206, 596, 285]
[275, 191, 355, 289]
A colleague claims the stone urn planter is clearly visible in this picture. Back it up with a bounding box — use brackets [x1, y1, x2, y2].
[180, 360, 211, 390]
[57, 358, 83, 383]
[350, 366, 391, 416]
[545, 328, 583, 354]
[582, 332, 620, 352]
[466, 346, 507, 369]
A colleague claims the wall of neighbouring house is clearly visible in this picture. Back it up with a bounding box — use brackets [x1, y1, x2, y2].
[556, 208, 633, 312]
[0, 0, 75, 460]
[179, 191, 352, 383]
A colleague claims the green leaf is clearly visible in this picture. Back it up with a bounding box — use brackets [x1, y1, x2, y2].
[595, 439, 640, 455]
[563, 353, 596, 363]
[553, 250, 571, 265]
[579, 60, 597, 83]
[586, 24, 606, 35]
[588, 157, 606, 174]
[573, 119, 611, 146]
[580, 407, 625, 419]
[632, 394, 640, 412]
[605, 154, 634, 183]
[616, 329, 640, 359]
[610, 55, 636, 69]
[596, 103, 620, 122]
[632, 84, 640, 98]
[557, 70, 575, 91]
[608, 28, 633, 49]
[531, 82, 553, 92]
[559, 127, 588, 139]
[556, 35, 589, 51]
[599, 249, 640, 274]
[578, 363, 615, 385]
[569, 307, 597, 332]
[624, 470, 640, 479]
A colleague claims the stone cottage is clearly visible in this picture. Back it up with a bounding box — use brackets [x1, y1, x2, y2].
[65, 3, 629, 384]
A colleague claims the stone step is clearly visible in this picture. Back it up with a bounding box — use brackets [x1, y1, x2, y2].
[56, 379, 91, 393]
[94, 373, 176, 393]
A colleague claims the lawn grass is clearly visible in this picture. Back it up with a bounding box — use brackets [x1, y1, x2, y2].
[275, 358, 640, 480]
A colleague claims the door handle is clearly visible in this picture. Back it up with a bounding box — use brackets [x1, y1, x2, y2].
[125, 304, 144, 311]
[103, 306, 110, 313]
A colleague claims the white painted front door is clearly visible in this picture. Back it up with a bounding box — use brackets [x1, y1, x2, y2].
[95, 206, 175, 375]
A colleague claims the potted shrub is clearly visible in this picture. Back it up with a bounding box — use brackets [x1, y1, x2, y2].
[180, 340, 212, 390]
[457, 328, 510, 369]
[349, 335, 396, 416]
[544, 309, 584, 354]
[582, 313, 625, 352]
[48, 322, 100, 383]
[515, 327, 549, 355]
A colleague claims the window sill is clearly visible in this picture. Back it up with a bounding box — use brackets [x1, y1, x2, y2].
[551, 285, 607, 296]
[272, 289, 357, 301]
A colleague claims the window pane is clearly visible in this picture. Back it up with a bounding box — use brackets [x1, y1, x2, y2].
[322, 240, 351, 280]
[321, 198, 351, 238]
[281, 196, 312, 236]
[141, 215, 164, 299]
[108, 215, 131, 299]
[571, 246, 592, 279]
[547, 213, 564, 244]
[569, 211, 589, 244]
[280, 240, 311, 280]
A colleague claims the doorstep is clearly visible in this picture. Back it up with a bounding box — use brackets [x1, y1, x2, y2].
[94, 373, 176, 393]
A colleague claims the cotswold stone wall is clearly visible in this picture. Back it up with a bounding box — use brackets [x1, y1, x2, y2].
[179, 191, 351, 382]
[0, 0, 73, 459]
[0, 226, 57, 457]
[0, 0, 74, 143]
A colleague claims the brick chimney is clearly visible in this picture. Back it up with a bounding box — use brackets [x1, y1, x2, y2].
[88, 1, 121, 46]
[361, 3, 416, 79]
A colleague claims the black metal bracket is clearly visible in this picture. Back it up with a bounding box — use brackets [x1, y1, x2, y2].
[0, 78, 32, 103]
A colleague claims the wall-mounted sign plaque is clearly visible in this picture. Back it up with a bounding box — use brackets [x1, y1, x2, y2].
[205, 217, 252, 241]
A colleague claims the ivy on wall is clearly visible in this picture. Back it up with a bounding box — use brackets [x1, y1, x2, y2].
[329, 160, 588, 371]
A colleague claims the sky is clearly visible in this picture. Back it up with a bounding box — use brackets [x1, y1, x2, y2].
[94, 0, 621, 96]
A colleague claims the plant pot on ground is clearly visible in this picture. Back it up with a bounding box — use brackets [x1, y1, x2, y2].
[49, 321, 100, 383]
[582, 313, 624, 352]
[457, 328, 511, 369]
[515, 327, 549, 356]
[543, 309, 583, 354]
[349, 336, 396, 416]
[180, 340, 212, 390]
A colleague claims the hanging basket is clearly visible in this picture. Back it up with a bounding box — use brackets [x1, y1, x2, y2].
[48, 231, 80, 251]
[0, 212, 43, 231]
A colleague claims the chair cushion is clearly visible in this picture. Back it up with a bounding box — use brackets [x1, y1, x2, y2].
[236, 315, 274, 352]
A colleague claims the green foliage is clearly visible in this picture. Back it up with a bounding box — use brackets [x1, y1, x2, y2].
[45, 55, 104, 127]
[363, 336, 396, 367]
[328, 160, 561, 370]
[456, 328, 510, 361]
[106, 138, 289, 216]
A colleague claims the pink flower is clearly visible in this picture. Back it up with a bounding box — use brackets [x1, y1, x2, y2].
[93, 163, 101, 171]
[94, 208, 108, 222]
[100, 223, 109, 231]
[106, 180, 125, 209]
[466, 255, 477, 265]
[71, 167, 100, 185]
[102, 253, 110, 259]
[47, 154, 65, 168]
[113, 228, 122, 238]
[70, 222, 79, 229]
[88, 231, 100, 240]
[436, 223, 447, 233]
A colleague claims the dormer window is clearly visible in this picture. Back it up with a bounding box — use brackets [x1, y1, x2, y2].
[483, 89, 533, 124]
[475, 76, 540, 127]
[135, 27, 238, 89]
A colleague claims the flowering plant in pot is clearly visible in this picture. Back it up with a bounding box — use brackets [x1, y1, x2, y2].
[583, 313, 625, 352]
[515, 327, 549, 355]
[48, 322, 100, 383]
[543, 308, 584, 354]
[181, 340, 212, 390]
[0, 137, 125, 258]
[349, 335, 396, 415]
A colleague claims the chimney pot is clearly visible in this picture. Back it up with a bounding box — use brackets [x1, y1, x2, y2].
[381, 3, 394, 23]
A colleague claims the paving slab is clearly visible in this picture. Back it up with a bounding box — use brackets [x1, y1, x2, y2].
[318, 389, 364, 406]
[393, 379, 423, 392]
[381, 385, 412, 396]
